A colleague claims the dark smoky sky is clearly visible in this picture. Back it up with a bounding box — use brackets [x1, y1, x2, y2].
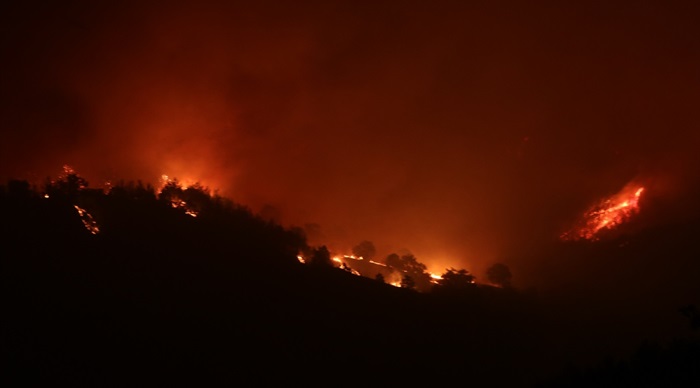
[3, 0, 700, 278]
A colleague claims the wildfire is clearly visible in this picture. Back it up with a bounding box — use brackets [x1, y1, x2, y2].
[60, 165, 84, 187]
[74, 205, 100, 235]
[158, 174, 200, 217]
[333, 256, 362, 276]
[169, 198, 198, 217]
[158, 174, 202, 192]
[429, 273, 443, 284]
[562, 185, 645, 241]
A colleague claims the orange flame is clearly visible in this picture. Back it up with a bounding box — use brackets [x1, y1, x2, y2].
[74, 205, 100, 235]
[562, 185, 645, 241]
[158, 174, 200, 217]
[429, 273, 443, 284]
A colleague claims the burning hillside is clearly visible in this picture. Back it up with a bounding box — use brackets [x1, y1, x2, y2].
[561, 183, 645, 241]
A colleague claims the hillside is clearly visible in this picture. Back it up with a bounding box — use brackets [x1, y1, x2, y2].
[2, 177, 699, 386]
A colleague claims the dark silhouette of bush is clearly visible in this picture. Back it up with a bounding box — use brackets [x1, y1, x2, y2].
[486, 262, 512, 288]
[435, 267, 476, 290]
[400, 274, 416, 290]
[307, 245, 333, 267]
[537, 339, 700, 387]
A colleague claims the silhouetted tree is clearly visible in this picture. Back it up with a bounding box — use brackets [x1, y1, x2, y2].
[352, 240, 376, 260]
[435, 267, 476, 290]
[383, 252, 397, 267]
[158, 178, 184, 204]
[385, 253, 432, 292]
[375, 273, 385, 283]
[486, 263, 512, 288]
[45, 167, 89, 199]
[400, 274, 416, 290]
[308, 245, 333, 267]
[400, 254, 427, 273]
[181, 183, 211, 214]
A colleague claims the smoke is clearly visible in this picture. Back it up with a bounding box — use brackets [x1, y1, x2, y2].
[2, 1, 700, 283]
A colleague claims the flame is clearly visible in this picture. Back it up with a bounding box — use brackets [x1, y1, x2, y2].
[103, 180, 113, 194]
[347, 268, 362, 276]
[158, 174, 203, 192]
[60, 164, 78, 179]
[158, 174, 200, 217]
[74, 205, 100, 235]
[300, 250, 458, 288]
[562, 185, 645, 241]
[332, 256, 362, 276]
[169, 198, 198, 217]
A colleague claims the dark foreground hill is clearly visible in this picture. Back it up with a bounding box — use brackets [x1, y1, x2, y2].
[2, 179, 699, 386]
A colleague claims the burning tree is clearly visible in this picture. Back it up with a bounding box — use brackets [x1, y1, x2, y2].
[40, 165, 102, 235]
[157, 176, 211, 218]
[44, 165, 89, 199]
[385, 253, 432, 292]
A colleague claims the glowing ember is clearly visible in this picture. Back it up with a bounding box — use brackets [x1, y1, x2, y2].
[562, 185, 645, 241]
[74, 205, 100, 235]
[61, 164, 76, 177]
[58, 165, 87, 189]
[169, 198, 198, 217]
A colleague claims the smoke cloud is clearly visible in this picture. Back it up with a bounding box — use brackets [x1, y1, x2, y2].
[3, 0, 700, 281]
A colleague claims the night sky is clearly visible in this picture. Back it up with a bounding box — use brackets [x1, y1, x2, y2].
[3, 0, 700, 281]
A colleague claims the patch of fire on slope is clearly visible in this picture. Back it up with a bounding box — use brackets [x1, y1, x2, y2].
[561, 183, 645, 241]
